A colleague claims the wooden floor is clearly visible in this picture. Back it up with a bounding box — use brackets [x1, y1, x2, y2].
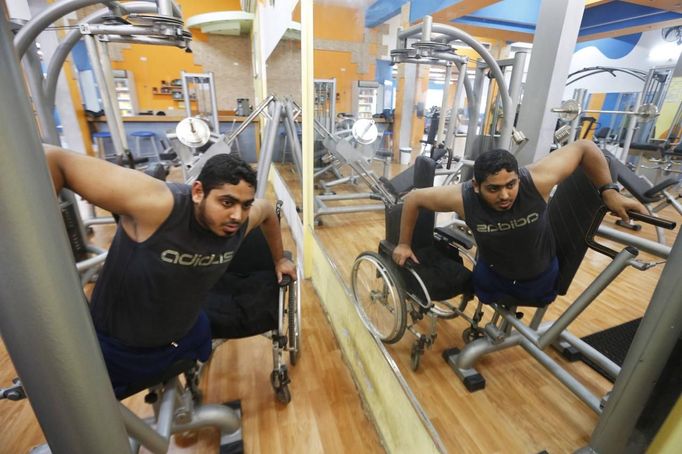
[290, 159, 680, 454]
[0, 173, 384, 453]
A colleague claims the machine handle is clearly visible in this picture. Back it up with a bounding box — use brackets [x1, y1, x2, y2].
[628, 210, 676, 230]
[279, 275, 293, 287]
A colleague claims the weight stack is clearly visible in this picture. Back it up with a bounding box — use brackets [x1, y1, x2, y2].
[60, 199, 88, 261]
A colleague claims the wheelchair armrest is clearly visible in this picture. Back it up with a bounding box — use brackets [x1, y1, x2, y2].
[434, 226, 475, 250]
[643, 177, 678, 198]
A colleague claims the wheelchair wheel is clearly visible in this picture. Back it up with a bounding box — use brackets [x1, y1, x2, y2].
[287, 275, 300, 366]
[351, 251, 406, 344]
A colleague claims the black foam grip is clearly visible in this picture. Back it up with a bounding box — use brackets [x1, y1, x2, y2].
[627, 211, 676, 230]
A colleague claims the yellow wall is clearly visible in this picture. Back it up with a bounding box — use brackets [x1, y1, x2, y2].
[179, 0, 242, 17]
[111, 44, 204, 113]
[314, 50, 375, 114]
[311, 4, 378, 115]
[312, 4, 366, 42]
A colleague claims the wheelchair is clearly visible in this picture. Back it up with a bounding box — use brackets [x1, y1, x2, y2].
[350, 156, 485, 370]
[204, 201, 301, 404]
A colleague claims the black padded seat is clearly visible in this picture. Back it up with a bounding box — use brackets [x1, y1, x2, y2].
[117, 358, 196, 400]
[594, 127, 611, 141]
[624, 142, 664, 152]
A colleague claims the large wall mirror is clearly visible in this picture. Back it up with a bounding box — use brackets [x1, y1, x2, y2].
[305, 1, 682, 453]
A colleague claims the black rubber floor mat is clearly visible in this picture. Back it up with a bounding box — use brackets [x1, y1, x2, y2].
[580, 318, 641, 381]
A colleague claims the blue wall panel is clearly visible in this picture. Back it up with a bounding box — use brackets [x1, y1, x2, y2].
[575, 33, 641, 59]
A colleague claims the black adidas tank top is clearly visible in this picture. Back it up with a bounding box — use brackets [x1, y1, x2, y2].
[462, 168, 555, 280]
[90, 183, 247, 347]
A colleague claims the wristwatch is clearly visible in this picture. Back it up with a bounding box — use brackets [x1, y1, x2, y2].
[598, 182, 619, 197]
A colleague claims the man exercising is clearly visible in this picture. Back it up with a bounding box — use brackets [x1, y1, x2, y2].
[392, 140, 646, 305]
[46, 146, 296, 397]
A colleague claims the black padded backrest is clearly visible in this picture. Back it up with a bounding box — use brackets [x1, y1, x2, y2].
[594, 127, 611, 140]
[385, 156, 437, 249]
[549, 167, 607, 295]
[602, 149, 656, 204]
[426, 112, 439, 145]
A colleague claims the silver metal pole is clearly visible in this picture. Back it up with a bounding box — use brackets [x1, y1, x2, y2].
[0, 10, 132, 453]
[436, 63, 452, 143]
[508, 51, 527, 132]
[283, 100, 303, 176]
[22, 44, 60, 144]
[538, 249, 637, 348]
[97, 38, 130, 147]
[421, 15, 432, 42]
[444, 60, 467, 153]
[84, 34, 126, 156]
[181, 70, 192, 118]
[224, 95, 275, 146]
[208, 72, 220, 132]
[463, 65, 485, 161]
[119, 404, 168, 454]
[619, 91, 642, 161]
[588, 233, 682, 453]
[256, 101, 283, 197]
[157, 0, 174, 17]
[596, 225, 671, 259]
[569, 88, 588, 144]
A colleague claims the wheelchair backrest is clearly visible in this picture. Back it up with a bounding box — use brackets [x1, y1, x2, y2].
[549, 166, 608, 295]
[225, 227, 275, 274]
[385, 156, 437, 249]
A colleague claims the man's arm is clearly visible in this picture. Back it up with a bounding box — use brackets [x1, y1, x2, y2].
[45, 144, 173, 240]
[246, 199, 296, 282]
[392, 184, 464, 266]
[527, 139, 646, 221]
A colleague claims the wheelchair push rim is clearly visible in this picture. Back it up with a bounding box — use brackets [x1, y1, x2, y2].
[350, 251, 407, 344]
[287, 267, 302, 365]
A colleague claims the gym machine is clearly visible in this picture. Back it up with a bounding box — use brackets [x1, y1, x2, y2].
[181, 71, 220, 133]
[2, 2, 240, 452]
[390, 15, 527, 182]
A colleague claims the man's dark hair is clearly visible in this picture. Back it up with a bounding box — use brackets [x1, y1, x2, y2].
[473, 149, 519, 183]
[196, 153, 257, 194]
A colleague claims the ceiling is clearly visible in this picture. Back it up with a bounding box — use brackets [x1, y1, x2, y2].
[366, 0, 682, 43]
